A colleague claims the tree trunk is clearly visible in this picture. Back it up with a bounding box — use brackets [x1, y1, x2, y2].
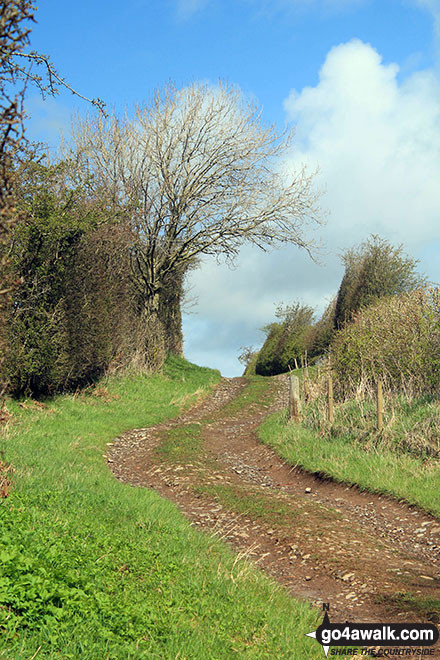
[158, 271, 184, 356]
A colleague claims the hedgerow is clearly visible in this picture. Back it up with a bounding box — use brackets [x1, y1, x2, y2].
[330, 287, 440, 396]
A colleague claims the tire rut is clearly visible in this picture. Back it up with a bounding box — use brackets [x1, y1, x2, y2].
[107, 376, 440, 641]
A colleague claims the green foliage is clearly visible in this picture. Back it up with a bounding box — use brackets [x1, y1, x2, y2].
[254, 237, 425, 367]
[255, 303, 314, 376]
[330, 287, 440, 396]
[0, 2, 37, 396]
[243, 350, 259, 375]
[0, 358, 320, 658]
[305, 297, 336, 359]
[238, 345, 259, 375]
[0, 510, 98, 637]
[5, 161, 95, 394]
[254, 323, 283, 376]
[3, 160, 169, 396]
[334, 235, 426, 330]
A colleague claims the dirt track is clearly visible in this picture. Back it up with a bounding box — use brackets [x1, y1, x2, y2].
[107, 376, 440, 637]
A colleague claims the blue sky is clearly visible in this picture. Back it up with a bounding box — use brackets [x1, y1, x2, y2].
[26, 0, 440, 376]
[29, 0, 436, 133]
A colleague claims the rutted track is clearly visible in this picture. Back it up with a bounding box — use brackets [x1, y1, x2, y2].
[107, 376, 440, 632]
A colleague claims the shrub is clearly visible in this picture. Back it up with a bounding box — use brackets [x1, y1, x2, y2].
[334, 235, 426, 330]
[238, 346, 259, 375]
[305, 297, 336, 359]
[254, 323, 283, 376]
[255, 303, 314, 376]
[330, 288, 440, 397]
[3, 161, 160, 395]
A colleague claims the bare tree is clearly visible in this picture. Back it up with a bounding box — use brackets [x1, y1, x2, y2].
[71, 82, 322, 348]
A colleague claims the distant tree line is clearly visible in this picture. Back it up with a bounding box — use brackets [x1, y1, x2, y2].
[245, 235, 427, 378]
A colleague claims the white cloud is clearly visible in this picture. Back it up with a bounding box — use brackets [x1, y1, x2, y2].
[184, 39, 440, 376]
[283, 39, 440, 248]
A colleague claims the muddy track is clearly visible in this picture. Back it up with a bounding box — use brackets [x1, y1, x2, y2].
[107, 376, 440, 638]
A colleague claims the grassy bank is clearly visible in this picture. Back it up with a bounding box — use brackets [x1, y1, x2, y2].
[0, 357, 320, 659]
[259, 372, 440, 517]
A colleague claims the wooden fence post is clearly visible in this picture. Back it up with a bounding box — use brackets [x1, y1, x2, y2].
[327, 373, 334, 425]
[304, 353, 310, 396]
[289, 374, 301, 421]
[377, 379, 383, 431]
[303, 371, 309, 401]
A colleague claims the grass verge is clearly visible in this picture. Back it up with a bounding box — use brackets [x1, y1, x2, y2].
[0, 356, 321, 660]
[258, 409, 440, 518]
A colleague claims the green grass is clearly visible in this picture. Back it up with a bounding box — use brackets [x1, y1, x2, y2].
[194, 483, 342, 531]
[304, 392, 440, 459]
[375, 592, 440, 620]
[218, 376, 274, 417]
[0, 356, 322, 659]
[193, 483, 297, 527]
[259, 410, 440, 517]
[155, 423, 203, 464]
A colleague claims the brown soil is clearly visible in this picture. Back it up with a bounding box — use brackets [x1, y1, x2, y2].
[108, 376, 440, 650]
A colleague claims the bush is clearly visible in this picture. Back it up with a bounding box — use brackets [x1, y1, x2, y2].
[334, 235, 426, 330]
[305, 297, 336, 359]
[330, 288, 440, 396]
[254, 323, 284, 376]
[238, 346, 259, 375]
[3, 161, 160, 396]
[255, 303, 314, 376]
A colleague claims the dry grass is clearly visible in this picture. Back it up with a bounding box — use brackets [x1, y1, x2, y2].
[169, 386, 211, 411]
[0, 401, 12, 425]
[0, 458, 12, 497]
[301, 366, 440, 460]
